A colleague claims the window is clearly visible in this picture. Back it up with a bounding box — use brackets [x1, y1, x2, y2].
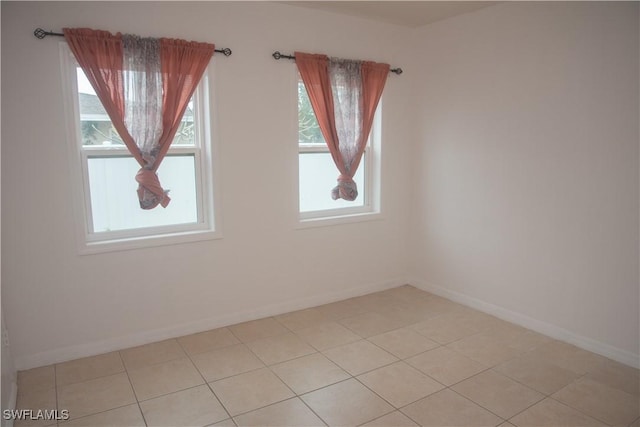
[297, 77, 381, 223]
[61, 45, 219, 253]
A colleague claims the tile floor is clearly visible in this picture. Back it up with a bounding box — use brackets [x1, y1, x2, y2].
[15, 285, 640, 427]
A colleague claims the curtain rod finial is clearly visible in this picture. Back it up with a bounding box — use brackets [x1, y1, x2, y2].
[34, 28, 48, 39]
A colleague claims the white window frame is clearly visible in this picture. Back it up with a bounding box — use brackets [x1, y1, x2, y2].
[296, 76, 382, 228]
[60, 43, 221, 254]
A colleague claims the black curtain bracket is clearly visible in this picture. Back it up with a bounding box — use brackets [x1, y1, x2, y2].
[34, 28, 232, 56]
[272, 51, 402, 75]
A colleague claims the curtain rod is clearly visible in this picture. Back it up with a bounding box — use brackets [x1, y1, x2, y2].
[272, 51, 402, 75]
[33, 28, 233, 56]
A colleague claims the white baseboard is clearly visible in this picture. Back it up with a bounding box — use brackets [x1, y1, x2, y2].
[409, 278, 640, 369]
[16, 277, 406, 370]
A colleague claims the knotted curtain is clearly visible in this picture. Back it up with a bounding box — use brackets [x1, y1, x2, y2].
[64, 28, 214, 209]
[295, 52, 389, 201]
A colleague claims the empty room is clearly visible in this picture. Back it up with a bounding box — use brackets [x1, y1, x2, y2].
[1, 1, 638, 426]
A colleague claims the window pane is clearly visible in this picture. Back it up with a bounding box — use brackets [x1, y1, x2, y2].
[299, 152, 365, 212]
[76, 68, 194, 147]
[298, 80, 324, 145]
[87, 155, 198, 232]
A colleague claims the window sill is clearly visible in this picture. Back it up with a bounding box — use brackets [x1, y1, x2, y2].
[296, 210, 383, 229]
[78, 228, 222, 255]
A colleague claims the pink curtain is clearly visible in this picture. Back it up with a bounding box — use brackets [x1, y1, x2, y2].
[295, 52, 389, 201]
[63, 28, 215, 209]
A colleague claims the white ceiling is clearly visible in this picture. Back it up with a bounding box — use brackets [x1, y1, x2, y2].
[280, 1, 498, 28]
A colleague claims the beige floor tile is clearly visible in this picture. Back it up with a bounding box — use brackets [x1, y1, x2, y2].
[509, 398, 606, 427]
[476, 322, 528, 343]
[233, 397, 325, 426]
[383, 293, 441, 312]
[59, 404, 145, 427]
[14, 387, 57, 427]
[477, 323, 539, 352]
[301, 378, 393, 426]
[375, 301, 442, 326]
[410, 311, 493, 344]
[406, 346, 486, 386]
[368, 328, 440, 359]
[210, 419, 236, 427]
[56, 352, 124, 387]
[14, 419, 57, 427]
[315, 298, 370, 320]
[127, 357, 204, 401]
[210, 368, 294, 417]
[552, 377, 639, 426]
[415, 295, 467, 315]
[494, 355, 581, 395]
[191, 344, 264, 382]
[452, 370, 544, 419]
[362, 411, 418, 427]
[245, 332, 316, 365]
[270, 352, 350, 395]
[350, 293, 399, 312]
[377, 285, 433, 303]
[140, 384, 228, 426]
[17, 366, 55, 395]
[178, 328, 239, 356]
[357, 362, 444, 407]
[585, 359, 640, 396]
[446, 333, 522, 367]
[630, 418, 640, 427]
[523, 341, 607, 375]
[323, 340, 398, 376]
[275, 308, 331, 331]
[57, 372, 136, 420]
[338, 312, 406, 338]
[401, 389, 503, 427]
[505, 331, 551, 353]
[295, 321, 361, 351]
[228, 317, 288, 343]
[499, 423, 517, 427]
[120, 339, 186, 371]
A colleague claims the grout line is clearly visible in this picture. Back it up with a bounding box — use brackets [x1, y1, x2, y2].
[174, 337, 235, 424]
[506, 395, 597, 425]
[232, 334, 309, 420]
[58, 402, 143, 425]
[229, 395, 313, 422]
[295, 394, 330, 427]
[446, 387, 507, 423]
[351, 373, 405, 413]
[296, 377, 356, 426]
[486, 365, 556, 398]
[356, 411, 403, 427]
[545, 374, 621, 427]
[120, 351, 149, 427]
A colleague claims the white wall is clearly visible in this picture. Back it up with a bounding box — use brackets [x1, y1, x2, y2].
[1, 7, 18, 411]
[408, 2, 639, 365]
[1, 1, 413, 369]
